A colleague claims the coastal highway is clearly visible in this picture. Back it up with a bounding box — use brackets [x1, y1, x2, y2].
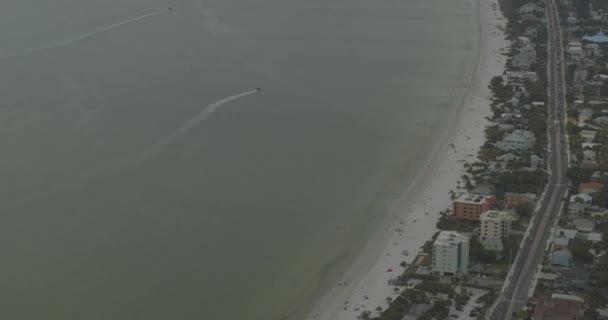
[490, 0, 569, 319]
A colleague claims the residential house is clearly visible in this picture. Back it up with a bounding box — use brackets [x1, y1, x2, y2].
[553, 237, 570, 250]
[453, 193, 495, 220]
[587, 232, 602, 242]
[568, 42, 585, 62]
[583, 31, 608, 43]
[578, 109, 594, 126]
[506, 71, 538, 86]
[519, 3, 540, 14]
[532, 295, 583, 320]
[579, 182, 605, 194]
[496, 130, 536, 152]
[568, 202, 587, 216]
[580, 130, 597, 143]
[551, 250, 572, 267]
[555, 267, 590, 291]
[431, 231, 469, 276]
[556, 228, 578, 240]
[583, 150, 597, 162]
[496, 153, 521, 163]
[593, 116, 608, 125]
[568, 194, 591, 216]
[572, 219, 595, 232]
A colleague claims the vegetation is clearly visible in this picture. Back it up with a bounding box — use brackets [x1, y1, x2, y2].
[414, 280, 455, 298]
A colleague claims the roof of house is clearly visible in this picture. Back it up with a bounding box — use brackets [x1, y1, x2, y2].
[570, 194, 592, 203]
[554, 237, 570, 247]
[556, 228, 578, 239]
[533, 296, 583, 319]
[583, 31, 608, 43]
[503, 129, 535, 142]
[587, 232, 603, 242]
[579, 182, 605, 192]
[496, 153, 521, 162]
[573, 219, 596, 231]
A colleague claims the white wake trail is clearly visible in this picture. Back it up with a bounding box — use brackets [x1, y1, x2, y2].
[139, 89, 259, 160]
[0, 11, 163, 60]
[0, 89, 259, 209]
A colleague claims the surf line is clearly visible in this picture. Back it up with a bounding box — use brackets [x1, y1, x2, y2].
[0, 10, 163, 60]
[138, 89, 260, 160]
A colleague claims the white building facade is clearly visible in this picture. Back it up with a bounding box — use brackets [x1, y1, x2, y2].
[496, 130, 536, 152]
[432, 231, 469, 276]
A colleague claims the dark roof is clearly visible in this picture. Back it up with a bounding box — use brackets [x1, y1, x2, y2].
[533, 296, 583, 319]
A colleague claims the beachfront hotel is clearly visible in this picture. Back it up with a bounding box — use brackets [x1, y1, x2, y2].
[431, 231, 469, 276]
[453, 193, 495, 220]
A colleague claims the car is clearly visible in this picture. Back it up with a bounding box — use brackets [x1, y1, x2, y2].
[450, 314, 458, 318]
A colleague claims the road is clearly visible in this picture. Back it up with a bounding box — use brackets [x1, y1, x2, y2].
[490, 0, 569, 319]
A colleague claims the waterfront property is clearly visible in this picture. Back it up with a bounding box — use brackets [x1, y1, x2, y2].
[431, 231, 469, 276]
[496, 129, 536, 152]
[453, 193, 495, 220]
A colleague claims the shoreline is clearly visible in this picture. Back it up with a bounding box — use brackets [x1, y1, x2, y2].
[304, 0, 509, 319]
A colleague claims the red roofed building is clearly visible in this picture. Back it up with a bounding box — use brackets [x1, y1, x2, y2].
[579, 182, 605, 194]
[453, 193, 495, 221]
[532, 296, 583, 320]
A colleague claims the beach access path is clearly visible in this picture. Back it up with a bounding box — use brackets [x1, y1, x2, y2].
[306, 0, 509, 319]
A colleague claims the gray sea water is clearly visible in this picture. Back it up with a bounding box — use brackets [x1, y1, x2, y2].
[0, 0, 477, 319]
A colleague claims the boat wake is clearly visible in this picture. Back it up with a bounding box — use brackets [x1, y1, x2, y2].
[1, 89, 260, 208]
[0, 10, 163, 60]
[138, 89, 259, 160]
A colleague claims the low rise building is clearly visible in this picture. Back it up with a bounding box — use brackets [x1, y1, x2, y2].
[453, 193, 495, 221]
[551, 250, 572, 267]
[579, 182, 605, 194]
[532, 295, 583, 320]
[431, 231, 469, 276]
[572, 219, 596, 232]
[496, 130, 536, 152]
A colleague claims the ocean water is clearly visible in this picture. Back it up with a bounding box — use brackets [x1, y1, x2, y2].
[0, 0, 477, 319]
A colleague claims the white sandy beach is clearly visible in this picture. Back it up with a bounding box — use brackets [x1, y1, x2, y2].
[306, 0, 509, 319]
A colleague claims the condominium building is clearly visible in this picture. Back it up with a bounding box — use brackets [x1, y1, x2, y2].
[431, 231, 469, 276]
[480, 210, 513, 241]
[453, 193, 496, 221]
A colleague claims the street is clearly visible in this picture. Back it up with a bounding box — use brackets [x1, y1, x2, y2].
[489, 0, 570, 319]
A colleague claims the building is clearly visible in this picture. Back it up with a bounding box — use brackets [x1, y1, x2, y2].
[496, 130, 536, 152]
[532, 295, 583, 320]
[572, 219, 596, 232]
[568, 194, 592, 216]
[555, 267, 590, 291]
[453, 193, 496, 220]
[551, 250, 572, 267]
[431, 231, 469, 276]
[579, 182, 605, 194]
[553, 237, 570, 250]
[480, 211, 513, 241]
[504, 192, 537, 209]
[583, 150, 597, 162]
[583, 31, 608, 44]
[580, 129, 597, 142]
[556, 228, 578, 240]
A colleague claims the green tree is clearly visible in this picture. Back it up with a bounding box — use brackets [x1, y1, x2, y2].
[514, 202, 533, 217]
